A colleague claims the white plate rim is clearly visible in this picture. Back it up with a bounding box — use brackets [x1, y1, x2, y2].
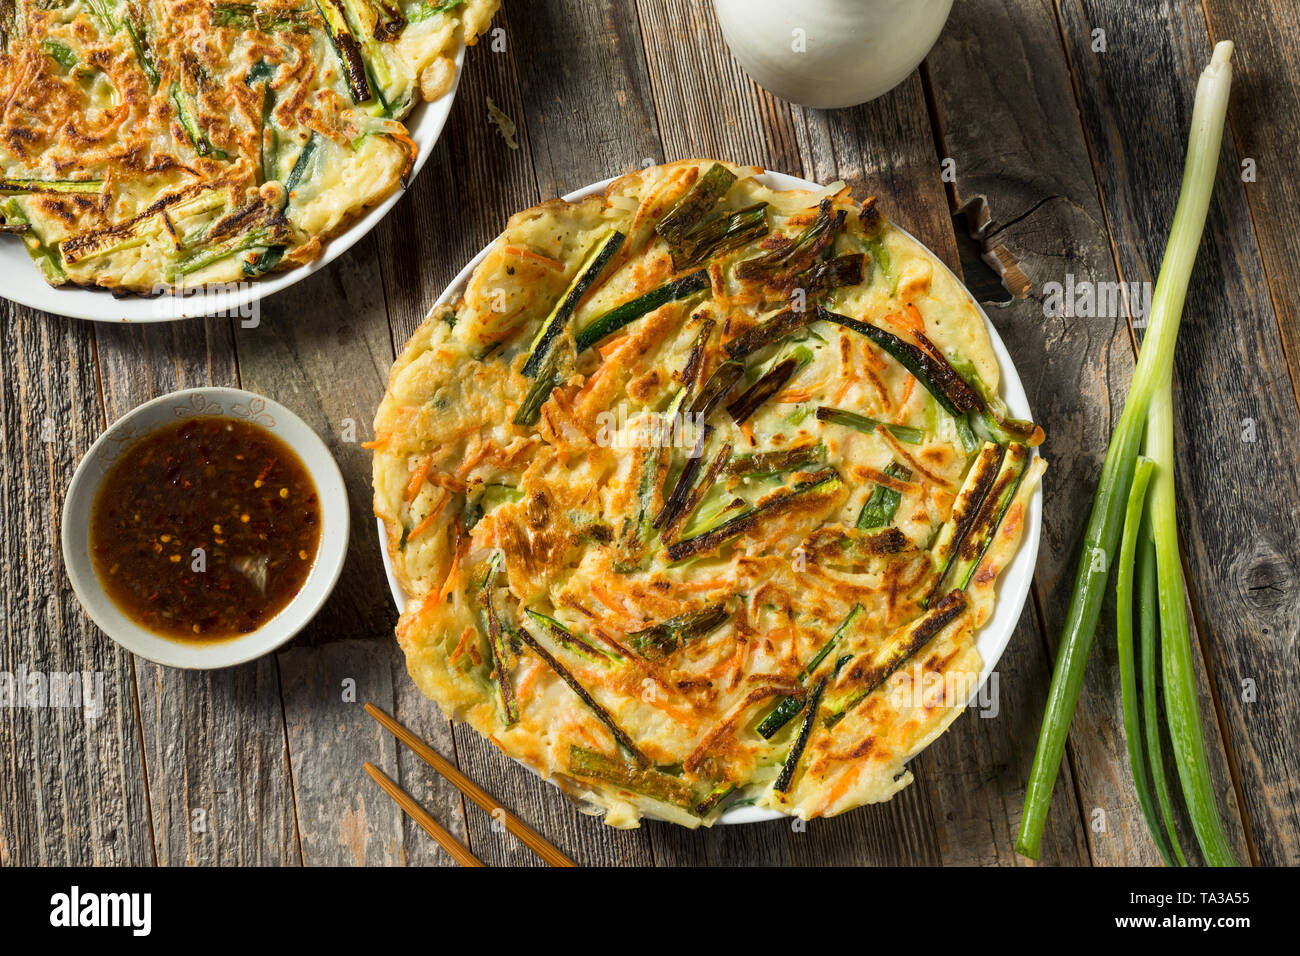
[377, 169, 1043, 825]
[62, 386, 351, 669]
[0, 44, 467, 322]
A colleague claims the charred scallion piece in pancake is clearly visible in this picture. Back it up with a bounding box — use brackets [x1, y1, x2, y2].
[662, 439, 733, 542]
[525, 608, 611, 665]
[795, 252, 867, 297]
[666, 468, 844, 562]
[690, 360, 745, 422]
[727, 358, 797, 425]
[122, 15, 160, 87]
[476, 554, 520, 726]
[671, 202, 769, 270]
[725, 441, 825, 479]
[693, 783, 737, 816]
[816, 405, 924, 445]
[245, 61, 279, 184]
[284, 134, 319, 194]
[616, 390, 687, 570]
[567, 746, 694, 808]
[213, 3, 315, 31]
[315, 0, 374, 104]
[657, 162, 737, 246]
[952, 358, 1045, 447]
[655, 423, 713, 531]
[736, 199, 844, 284]
[0, 178, 103, 195]
[926, 443, 1004, 606]
[773, 674, 828, 794]
[575, 269, 709, 353]
[938, 443, 1029, 594]
[518, 629, 648, 766]
[724, 308, 812, 360]
[757, 604, 862, 739]
[627, 603, 729, 661]
[171, 84, 227, 159]
[823, 589, 969, 728]
[679, 316, 715, 392]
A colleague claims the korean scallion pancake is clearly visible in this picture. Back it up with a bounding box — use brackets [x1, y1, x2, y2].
[0, 0, 497, 291]
[372, 159, 1046, 827]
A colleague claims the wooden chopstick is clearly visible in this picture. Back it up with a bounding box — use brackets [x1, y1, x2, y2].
[362, 761, 484, 867]
[365, 702, 578, 867]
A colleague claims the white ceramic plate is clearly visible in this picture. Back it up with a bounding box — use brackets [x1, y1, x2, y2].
[0, 46, 466, 322]
[378, 171, 1043, 824]
[63, 387, 350, 669]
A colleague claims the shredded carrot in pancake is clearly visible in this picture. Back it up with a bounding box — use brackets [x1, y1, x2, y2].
[405, 455, 435, 501]
[407, 489, 450, 541]
[894, 375, 918, 422]
[504, 245, 566, 272]
[449, 625, 477, 666]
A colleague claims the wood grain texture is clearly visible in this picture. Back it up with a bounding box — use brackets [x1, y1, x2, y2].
[510, 0, 662, 195]
[0, 304, 154, 865]
[1201, 0, 1300, 413]
[635, 0, 800, 172]
[924, 0, 1237, 867]
[1058, 0, 1296, 864]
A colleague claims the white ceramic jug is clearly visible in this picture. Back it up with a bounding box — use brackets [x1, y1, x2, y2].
[713, 0, 955, 109]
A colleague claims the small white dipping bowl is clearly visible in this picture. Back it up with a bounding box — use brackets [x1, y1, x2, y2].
[62, 386, 350, 669]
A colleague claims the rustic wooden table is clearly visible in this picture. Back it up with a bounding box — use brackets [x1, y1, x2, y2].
[3, 0, 1296, 868]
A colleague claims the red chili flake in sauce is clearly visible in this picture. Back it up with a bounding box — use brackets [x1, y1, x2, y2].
[89, 418, 322, 641]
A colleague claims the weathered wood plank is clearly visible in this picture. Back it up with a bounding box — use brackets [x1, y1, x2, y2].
[95, 317, 301, 865]
[635, 0, 800, 172]
[508, 0, 661, 196]
[1058, 0, 1296, 865]
[0, 304, 153, 865]
[1200, 0, 1300, 415]
[922, 0, 1222, 867]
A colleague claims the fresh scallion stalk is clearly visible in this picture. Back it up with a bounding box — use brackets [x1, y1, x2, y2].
[1114, 457, 1176, 866]
[1138, 523, 1188, 866]
[1017, 41, 1237, 863]
[1148, 366, 1236, 864]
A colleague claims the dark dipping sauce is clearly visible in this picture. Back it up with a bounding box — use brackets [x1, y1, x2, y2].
[90, 417, 322, 641]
